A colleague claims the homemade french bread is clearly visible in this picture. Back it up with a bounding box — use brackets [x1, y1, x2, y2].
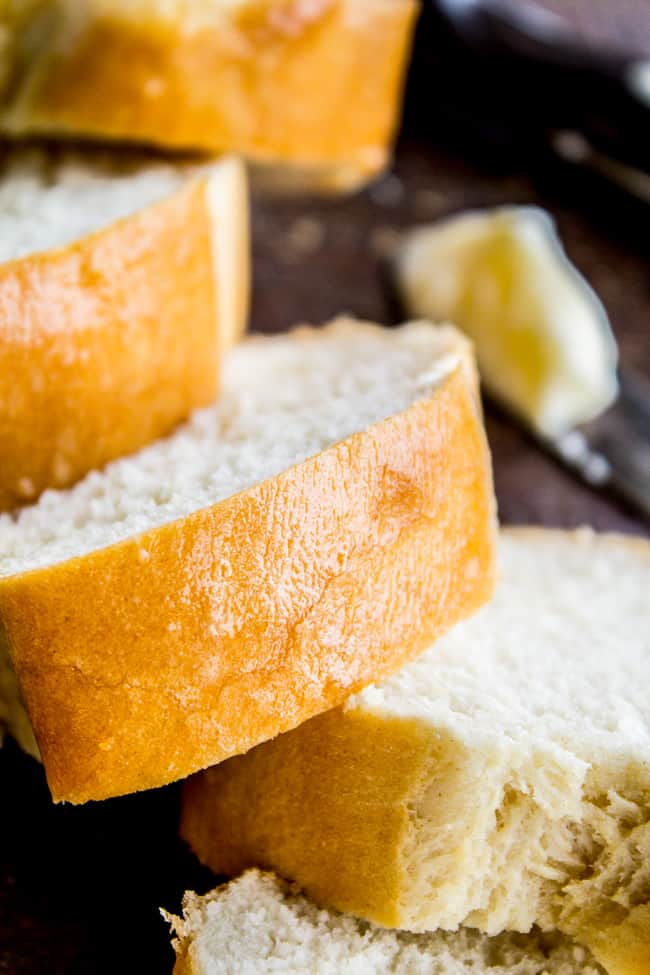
[0, 319, 496, 804]
[0, 0, 417, 191]
[167, 869, 604, 975]
[181, 528, 650, 975]
[0, 147, 249, 511]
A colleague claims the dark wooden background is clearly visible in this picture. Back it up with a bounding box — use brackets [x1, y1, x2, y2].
[1, 1, 649, 972]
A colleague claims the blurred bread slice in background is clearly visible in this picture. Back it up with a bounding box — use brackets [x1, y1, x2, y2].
[0, 149, 249, 511]
[0, 0, 418, 191]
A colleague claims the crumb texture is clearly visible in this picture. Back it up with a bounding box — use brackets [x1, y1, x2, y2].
[169, 870, 604, 975]
[345, 530, 650, 952]
[183, 530, 650, 973]
[0, 321, 460, 575]
[354, 529, 650, 764]
[0, 148, 185, 262]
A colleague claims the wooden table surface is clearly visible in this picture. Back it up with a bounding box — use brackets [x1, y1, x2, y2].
[1, 3, 649, 973]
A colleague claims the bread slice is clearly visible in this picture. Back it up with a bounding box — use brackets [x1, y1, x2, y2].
[0, 147, 249, 511]
[181, 528, 650, 975]
[166, 869, 604, 975]
[0, 0, 417, 191]
[0, 319, 496, 804]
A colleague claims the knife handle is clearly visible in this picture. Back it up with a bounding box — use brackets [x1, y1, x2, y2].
[415, 0, 650, 172]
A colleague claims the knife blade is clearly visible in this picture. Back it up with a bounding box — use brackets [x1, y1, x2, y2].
[549, 369, 650, 519]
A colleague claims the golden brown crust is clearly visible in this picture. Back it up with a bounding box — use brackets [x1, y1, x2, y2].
[181, 708, 436, 927]
[3, 0, 417, 189]
[0, 363, 496, 803]
[577, 904, 650, 975]
[0, 168, 246, 511]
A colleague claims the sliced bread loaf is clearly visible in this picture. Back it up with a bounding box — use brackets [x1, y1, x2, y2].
[0, 319, 496, 803]
[181, 528, 650, 975]
[0, 0, 417, 191]
[166, 869, 604, 975]
[0, 148, 249, 511]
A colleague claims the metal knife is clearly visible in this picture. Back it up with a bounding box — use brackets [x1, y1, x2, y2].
[549, 369, 650, 519]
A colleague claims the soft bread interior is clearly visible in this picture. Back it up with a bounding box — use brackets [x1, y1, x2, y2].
[0, 148, 248, 290]
[167, 870, 604, 975]
[182, 529, 650, 974]
[0, 147, 189, 261]
[0, 321, 466, 576]
[361, 531, 650, 944]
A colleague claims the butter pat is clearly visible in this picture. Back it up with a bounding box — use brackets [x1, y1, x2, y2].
[396, 206, 618, 437]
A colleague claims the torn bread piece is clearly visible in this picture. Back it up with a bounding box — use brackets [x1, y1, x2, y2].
[182, 528, 650, 975]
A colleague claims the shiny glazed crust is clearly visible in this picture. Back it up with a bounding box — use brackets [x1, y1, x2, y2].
[0, 167, 249, 510]
[0, 362, 496, 804]
[180, 527, 650, 975]
[3, 0, 418, 189]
